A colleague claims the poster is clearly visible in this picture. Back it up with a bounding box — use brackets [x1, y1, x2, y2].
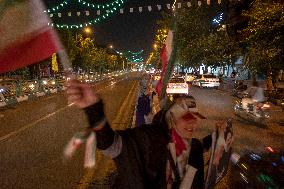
[205, 119, 234, 189]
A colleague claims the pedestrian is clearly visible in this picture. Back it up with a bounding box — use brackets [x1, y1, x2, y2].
[135, 87, 151, 126]
[67, 79, 225, 189]
[136, 75, 152, 127]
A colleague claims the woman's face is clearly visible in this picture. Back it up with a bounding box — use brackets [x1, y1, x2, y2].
[174, 115, 198, 139]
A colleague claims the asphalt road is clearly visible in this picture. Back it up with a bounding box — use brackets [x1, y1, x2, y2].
[0, 75, 283, 189]
[0, 73, 138, 189]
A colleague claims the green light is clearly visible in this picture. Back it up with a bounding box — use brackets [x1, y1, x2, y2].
[48, 0, 125, 29]
[45, 0, 123, 13]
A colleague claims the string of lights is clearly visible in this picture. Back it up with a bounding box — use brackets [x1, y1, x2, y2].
[45, 1, 68, 13]
[115, 50, 144, 63]
[48, 0, 124, 29]
[45, 0, 124, 13]
[76, 0, 122, 10]
[46, 0, 223, 29]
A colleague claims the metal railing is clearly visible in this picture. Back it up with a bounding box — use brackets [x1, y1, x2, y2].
[0, 70, 129, 104]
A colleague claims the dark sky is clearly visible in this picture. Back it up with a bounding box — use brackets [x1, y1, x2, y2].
[44, 0, 173, 60]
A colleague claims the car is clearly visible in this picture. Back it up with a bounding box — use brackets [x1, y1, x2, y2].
[192, 74, 220, 88]
[185, 73, 197, 84]
[153, 74, 161, 81]
[166, 77, 188, 95]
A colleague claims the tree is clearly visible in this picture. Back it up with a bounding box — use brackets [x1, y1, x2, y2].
[57, 29, 79, 65]
[241, 0, 284, 89]
[175, 3, 217, 70]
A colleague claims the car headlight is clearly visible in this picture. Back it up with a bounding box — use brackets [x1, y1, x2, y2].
[29, 84, 35, 89]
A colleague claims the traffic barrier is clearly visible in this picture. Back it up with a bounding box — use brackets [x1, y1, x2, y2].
[0, 78, 66, 108]
[0, 71, 128, 108]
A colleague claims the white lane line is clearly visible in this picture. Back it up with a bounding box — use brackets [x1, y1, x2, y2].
[0, 106, 68, 143]
[0, 78, 127, 143]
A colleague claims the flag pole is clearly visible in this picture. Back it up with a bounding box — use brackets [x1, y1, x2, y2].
[159, 1, 178, 101]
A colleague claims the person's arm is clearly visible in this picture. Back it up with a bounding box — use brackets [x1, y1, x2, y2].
[67, 80, 122, 158]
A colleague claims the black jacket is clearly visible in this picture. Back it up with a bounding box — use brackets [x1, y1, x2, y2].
[95, 121, 212, 189]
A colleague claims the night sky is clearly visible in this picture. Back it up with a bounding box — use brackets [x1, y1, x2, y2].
[44, 0, 173, 60]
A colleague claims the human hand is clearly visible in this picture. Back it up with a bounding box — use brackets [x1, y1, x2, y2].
[66, 79, 99, 109]
[215, 120, 227, 131]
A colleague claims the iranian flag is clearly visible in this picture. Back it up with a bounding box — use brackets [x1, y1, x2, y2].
[156, 30, 173, 97]
[0, 0, 62, 74]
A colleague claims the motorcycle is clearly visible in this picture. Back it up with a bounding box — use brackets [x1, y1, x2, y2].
[232, 80, 247, 98]
[229, 147, 284, 189]
[234, 94, 270, 124]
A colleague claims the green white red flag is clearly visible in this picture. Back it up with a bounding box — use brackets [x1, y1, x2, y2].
[0, 0, 62, 74]
[156, 30, 173, 97]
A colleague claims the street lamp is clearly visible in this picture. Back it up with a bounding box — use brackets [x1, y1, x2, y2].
[153, 44, 158, 49]
[109, 44, 113, 49]
[84, 27, 92, 34]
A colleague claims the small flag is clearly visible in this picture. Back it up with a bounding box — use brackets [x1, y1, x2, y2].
[58, 13, 61, 17]
[167, 4, 171, 9]
[130, 8, 133, 13]
[85, 11, 89, 16]
[0, 0, 62, 74]
[120, 8, 123, 14]
[148, 6, 152, 11]
[68, 12, 72, 16]
[139, 7, 142, 12]
[77, 12, 80, 16]
[97, 10, 100, 15]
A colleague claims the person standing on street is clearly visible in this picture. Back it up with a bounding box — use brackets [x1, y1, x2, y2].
[66, 79, 217, 189]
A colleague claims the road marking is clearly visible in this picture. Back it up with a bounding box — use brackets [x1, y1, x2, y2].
[0, 106, 68, 143]
[77, 81, 138, 189]
[0, 78, 127, 143]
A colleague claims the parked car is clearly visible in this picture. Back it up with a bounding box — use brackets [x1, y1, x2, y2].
[192, 74, 220, 88]
[153, 74, 161, 81]
[166, 77, 188, 95]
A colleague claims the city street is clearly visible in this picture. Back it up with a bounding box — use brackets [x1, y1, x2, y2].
[0, 75, 283, 189]
[0, 74, 138, 189]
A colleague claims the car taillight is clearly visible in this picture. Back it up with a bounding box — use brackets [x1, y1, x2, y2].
[262, 103, 270, 109]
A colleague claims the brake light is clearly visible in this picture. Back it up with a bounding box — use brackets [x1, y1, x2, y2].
[266, 146, 276, 153]
[262, 103, 270, 109]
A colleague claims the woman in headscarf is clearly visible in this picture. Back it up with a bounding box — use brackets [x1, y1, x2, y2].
[67, 80, 213, 189]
